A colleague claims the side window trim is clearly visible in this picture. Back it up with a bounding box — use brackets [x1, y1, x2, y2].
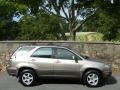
[52, 47, 57, 59]
[53, 47, 83, 60]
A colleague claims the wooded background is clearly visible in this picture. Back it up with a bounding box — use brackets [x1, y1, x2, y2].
[0, 0, 120, 41]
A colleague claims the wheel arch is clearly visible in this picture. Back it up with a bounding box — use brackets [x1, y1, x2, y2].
[81, 68, 103, 81]
[17, 67, 38, 78]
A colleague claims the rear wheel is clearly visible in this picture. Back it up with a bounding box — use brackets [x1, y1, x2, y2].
[83, 70, 102, 87]
[18, 69, 37, 86]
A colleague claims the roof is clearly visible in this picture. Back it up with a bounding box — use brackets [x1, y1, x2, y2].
[20, 45, 67, 49]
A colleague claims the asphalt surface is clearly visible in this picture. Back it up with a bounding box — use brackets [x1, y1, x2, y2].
[0, 73, 120, 90]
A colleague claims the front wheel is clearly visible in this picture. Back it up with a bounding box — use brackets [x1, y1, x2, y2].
[83, 70, 102, 87]
[18, 69, 37, 86]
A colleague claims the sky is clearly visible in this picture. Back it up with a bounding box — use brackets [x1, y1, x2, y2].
[13, 14, 24, 22]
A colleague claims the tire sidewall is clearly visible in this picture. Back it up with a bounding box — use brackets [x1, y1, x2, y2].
[19, 70, 36, 86]
[83, 70, 102, 87]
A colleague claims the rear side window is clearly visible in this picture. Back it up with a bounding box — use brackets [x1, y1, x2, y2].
[31, 47, 52, 58]
[15, 47, 35, 56]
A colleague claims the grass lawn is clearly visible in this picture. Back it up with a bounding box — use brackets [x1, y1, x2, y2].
[66, 32, 104, 42]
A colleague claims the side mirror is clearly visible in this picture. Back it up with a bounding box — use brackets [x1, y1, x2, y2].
[72, 55, 78, 63]
[84, 56, 89, 59]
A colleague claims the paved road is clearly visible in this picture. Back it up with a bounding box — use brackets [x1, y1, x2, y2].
[0, 73, 120, 90]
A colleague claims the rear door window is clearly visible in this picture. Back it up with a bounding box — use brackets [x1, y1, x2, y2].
[31, 47, 53, 58]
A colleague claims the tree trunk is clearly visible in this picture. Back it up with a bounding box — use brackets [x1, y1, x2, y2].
[69, 22, 76, 41]
[59, 22, 67, 40]
[60, 30, 67, 40]
[70, 30, 76, 41]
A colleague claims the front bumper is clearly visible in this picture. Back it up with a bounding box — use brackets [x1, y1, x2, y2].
[6, 66, 18, 76]
[103, 70, 112, 78]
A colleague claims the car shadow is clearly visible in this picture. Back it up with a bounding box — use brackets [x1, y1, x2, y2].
[105, 76, 117, 85]
[34, 76, 117, 87]
[35, 77, 81, 86]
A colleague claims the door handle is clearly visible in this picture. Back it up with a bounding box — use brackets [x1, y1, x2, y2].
[56, 60, 61, 63]
[30, 59, 36, 62]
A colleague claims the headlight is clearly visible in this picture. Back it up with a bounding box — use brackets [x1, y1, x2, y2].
[105, 64, 109, 69]
[104, 64, 111, 70]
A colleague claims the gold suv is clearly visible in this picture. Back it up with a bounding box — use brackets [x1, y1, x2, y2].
[7, 46, 112, 87]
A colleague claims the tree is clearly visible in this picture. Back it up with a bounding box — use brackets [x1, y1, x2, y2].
[17, 11, 66, 40]
[76, 0, 120, 41]
[0, 0, 27, 40]
[1, 0, 120, 41]
[93, 0, 120, 41]
[0, 0, 27, 23]
[80, 0, 120, 41]
[14, 0, 98, 40]
[41, 0, 99, 40]
[0, 21, 20, 40]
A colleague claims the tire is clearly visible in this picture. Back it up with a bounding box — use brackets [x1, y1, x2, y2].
[83, 70, 102, 87]
[18, 69, 37, 86]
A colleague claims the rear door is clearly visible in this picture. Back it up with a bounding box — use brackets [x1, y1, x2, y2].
[30, 47, 55, 76]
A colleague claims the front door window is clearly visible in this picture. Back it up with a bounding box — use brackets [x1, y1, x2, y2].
[55, 48, 75, 60]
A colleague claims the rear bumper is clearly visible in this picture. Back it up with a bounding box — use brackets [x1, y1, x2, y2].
[6, 66, 18, 76]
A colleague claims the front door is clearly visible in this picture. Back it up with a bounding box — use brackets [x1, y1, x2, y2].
[53, 48, 80, 77]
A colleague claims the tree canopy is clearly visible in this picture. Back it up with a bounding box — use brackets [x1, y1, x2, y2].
[0, 0, 120, 41]
[16, 11, 66, 40]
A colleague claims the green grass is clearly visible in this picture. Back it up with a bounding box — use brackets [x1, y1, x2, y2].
[66, 32, 104, 41]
